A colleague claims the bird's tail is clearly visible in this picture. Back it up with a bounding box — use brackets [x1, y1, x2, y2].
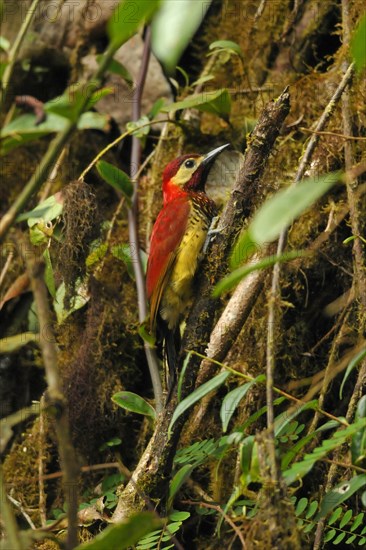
[163, 324, 181, 401]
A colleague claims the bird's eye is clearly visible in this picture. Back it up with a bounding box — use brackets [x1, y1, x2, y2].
[184, 159, 196, 169]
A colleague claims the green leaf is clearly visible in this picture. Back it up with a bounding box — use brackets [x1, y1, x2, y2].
[209, 40, 242, 56]
[169, 511, 190, 522]
[295, 497, 308, 516]
[161, 89, 231, 120]
[230, 171, 342, 268]
[340, 508, 353, 529]
[213, 250, 304, 296]
[351, 13, 366, 74]
[316, 474, 366, 528]
[220, 375, 265, 432]
[283, 418, 366, 485]
[75, 512, 162, 550]
[305, 501, 319, 519]
[96, 160, 133, 202]
[126, 115, 151, 138]
[0, 332, 38, 354]
[152, 0, 211, 73]
[168, 464, 194, 507]
[112, 243, 147, 278]
[1, 111, 109, 155]
[169, 370, 230, 433]
[97, 55, 133, 87]
[112, 391, 156, 420]
[274, 400, 318, 438]
[43, 249, 56, 298]
[324, 529, 336, 543]
[108, 0, 160, 51]
[328, 507, 343, 525]
[350, 512, 364, 532]
[351, 395, 366, 466]
[340, 347, 366, 398]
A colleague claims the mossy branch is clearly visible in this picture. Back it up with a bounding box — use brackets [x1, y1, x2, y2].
[25, 251, 79, 550]
[112, 88, 291, 522]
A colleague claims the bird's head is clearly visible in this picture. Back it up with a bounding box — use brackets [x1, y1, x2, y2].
[162, 144, 229, 203]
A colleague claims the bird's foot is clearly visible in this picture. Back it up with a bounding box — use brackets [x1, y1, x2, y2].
[203, 216, 225, 254]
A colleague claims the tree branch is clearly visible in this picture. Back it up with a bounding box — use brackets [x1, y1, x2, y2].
[112, 88, 290, 521]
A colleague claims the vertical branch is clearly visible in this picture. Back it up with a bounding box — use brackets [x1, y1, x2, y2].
[25, 252, 79, 550]
[265, 63, 354, 485]
[314, 6, 366, 546]
[127, 27, 163, 413]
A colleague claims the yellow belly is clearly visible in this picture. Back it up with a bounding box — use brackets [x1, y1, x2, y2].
[160, 217, 208, 329]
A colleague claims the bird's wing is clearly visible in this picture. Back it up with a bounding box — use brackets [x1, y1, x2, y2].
[146, 197, 190, 331]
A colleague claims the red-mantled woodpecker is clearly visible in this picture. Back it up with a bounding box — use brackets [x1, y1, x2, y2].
[146, 144, 229, 386]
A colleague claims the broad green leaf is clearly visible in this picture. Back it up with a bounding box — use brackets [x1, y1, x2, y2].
[213, 250, 304, 296]
[351, 395, 366, 467]
[96, 160, 133, 202]
[75, 512, 162, 550]
[340, 347, 366, 398]
[96, 55, 133, 87]
[112, 391, 156, 420]
[54, 281, 90, 324]
[0, 332, 38, 354]
[152, 0, 211, 73]
[317, 476, 366, 518]
[209, 40, 243, 56]
[16, 193, 63, 225]
[230, 171, 341, 268]
[220, 376, 265, 432]
[161, 89, 231, 120]
[78, 112, 110, 131]
[1, 112, 109, 155]
[108, 0, 160, 51]
[351, 12, 366, 74]
[169, 370, 230, 433]
[168, 464, 194, 507]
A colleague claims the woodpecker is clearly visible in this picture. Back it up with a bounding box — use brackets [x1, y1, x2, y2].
[146, 144, 229, 388]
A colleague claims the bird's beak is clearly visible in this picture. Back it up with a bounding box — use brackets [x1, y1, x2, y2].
[200, 143, 230, 184]
[201, 143, 230, 168]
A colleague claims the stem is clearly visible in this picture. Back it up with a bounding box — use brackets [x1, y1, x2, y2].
[0, 466, 25, 550]
[26, 255, 79, 550]
[0, 0, 42, 107]
[127, 27, 163, 413]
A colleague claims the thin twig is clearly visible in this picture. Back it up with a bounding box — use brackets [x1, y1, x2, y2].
[38, 395, 47, 527]
[181, 499, 247, 548]
[25, 251, 79, 550]
[0, 0, 42, 107]
[127, 26, 163, 413]
[300, 127, 366, 140]
[6, 494, 36, 530]
[0, 466, 25, 550]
